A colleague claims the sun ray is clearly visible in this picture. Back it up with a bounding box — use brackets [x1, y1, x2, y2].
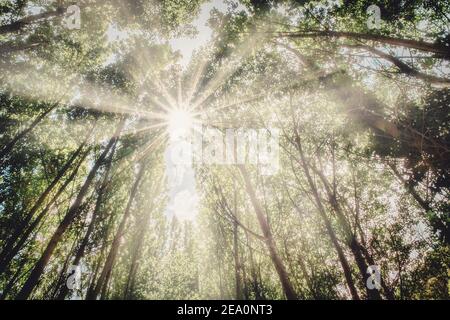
[122, 121, 168, 136]
[108, 131, 168, 181]
[189, 34, 266, 112]
[177, 69, 183, 108]
[185, 57, 209, 106]
[205, 94, 265, 113]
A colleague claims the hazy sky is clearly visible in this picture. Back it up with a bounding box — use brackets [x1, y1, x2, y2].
[169, 0, 232, 66]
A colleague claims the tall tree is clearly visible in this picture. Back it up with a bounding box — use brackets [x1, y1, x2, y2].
[15, 118, 125, 299]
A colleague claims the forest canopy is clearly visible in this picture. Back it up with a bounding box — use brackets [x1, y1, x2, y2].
[0, 0, 448, 300]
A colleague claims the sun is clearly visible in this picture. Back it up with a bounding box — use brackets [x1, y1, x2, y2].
[167, 108, 195, 139]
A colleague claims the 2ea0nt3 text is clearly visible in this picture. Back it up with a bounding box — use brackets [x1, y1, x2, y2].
[177, 304, 273, 318]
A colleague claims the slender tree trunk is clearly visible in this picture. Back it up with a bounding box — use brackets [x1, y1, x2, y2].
[311, 162, 395, 299]
[0, 126, 92, 269]
[86, 210, 115, 299]
[0, 7, 65, 35]
[217, 241, 225, 299]
[238, 165, 297, 300]
[0, 103, 58, 161]
[123, 246, 140, 300]
[388, 163, 431, 212]
[0, 147, 90, 276]
[56, 140, 118, 300]
[283, 180, 317, 299]
[359, 244, 395, 300]
[232, 184, 243, 300]
[310, 164, 381, 299]
[15, 119, 125, 300]
[319, 205, 361, 300]
[233, 213, 243, 300]
[293, 133, 360, 300]
[87, 162, 146, 300]
[0, 252, 29, 300]
[298, 254, 316, 299]
[245, 228, 261, 300]
[99, 268, 112, 300]
[123, 206, 152, 300]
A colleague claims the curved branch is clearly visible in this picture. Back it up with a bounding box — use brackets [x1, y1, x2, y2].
[343, 44, 450, 87]
[0, 9, 64, 35]
[277, 30, 450, 59]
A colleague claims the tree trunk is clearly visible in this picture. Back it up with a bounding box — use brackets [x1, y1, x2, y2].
[0, 7, 65, 35]
[388, 163, 431, 212]
[309, 163, 382, 300]
[86, 210, 115, 299]
[293, 133, 360, 300]
[238, 165, 297, 300]
[15, 119, 125, 300]
[232, 183, 243, 300]
[0, 125, 92, 270]
[0, 147, 90, 276]
[280, 30, 450, 58]
[343, 44, 450, 87]
[311, 160, 396, 299]
[123, 206, 152, 300]
[86, 162, 146, 300]
[0, 103, 58, 161]
[56, 139, 118, 300]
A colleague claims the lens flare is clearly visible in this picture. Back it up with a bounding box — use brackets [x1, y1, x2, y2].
[167, 108, 194, 139]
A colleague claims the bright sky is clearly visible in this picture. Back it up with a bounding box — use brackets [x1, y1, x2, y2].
[164, 0, 235, 221]
[168, 0, 231, 66]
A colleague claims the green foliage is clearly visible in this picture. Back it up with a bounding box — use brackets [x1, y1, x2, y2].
[0, 0, 448, 301]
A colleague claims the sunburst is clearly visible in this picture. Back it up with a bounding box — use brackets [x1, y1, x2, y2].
[167, 107, 195, 139]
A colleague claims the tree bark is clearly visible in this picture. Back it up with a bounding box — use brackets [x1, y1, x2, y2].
[86, 209, 115, 299]
[343, 44, 450, 87]
[310, 163, 382, 300]
[0, 7, 65, 36]
[123, 207, 151, 300]
[15, 118, 125, 299]
[280, 30, 450, 58]
[0, 103, 58, 161]
[0, 125, 93, 270]
[233, 192, 243, 300]
[56, 139, 118, 300]
[0, 147, 90, 276]
[293, 132, 360, 300]
[86, 161, 146, 300]
[238, 165, 297, 300]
